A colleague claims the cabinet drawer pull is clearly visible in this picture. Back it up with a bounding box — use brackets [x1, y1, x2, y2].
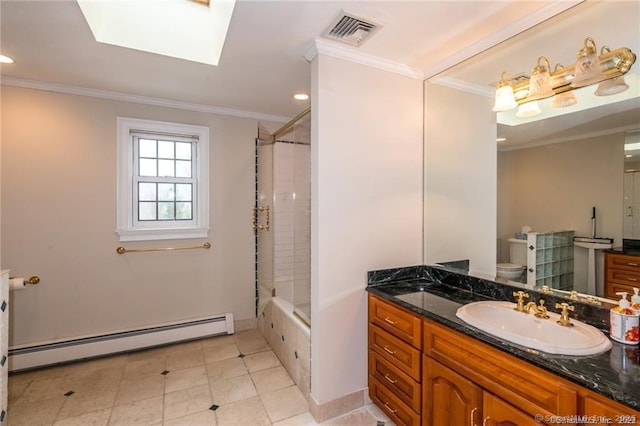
[470, 407, 477, 426]
[627, 277, 638, 282]
[382, 345, 396, 355]
[383, 401, 397, 414]
[627, 262, 638, 266]
[383, 373, 397, 384]
[383, 317, 397, 326]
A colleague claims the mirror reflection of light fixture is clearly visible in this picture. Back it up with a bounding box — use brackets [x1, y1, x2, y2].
[516, 101, 541, 118]
[571, 37, 606, 88]
[526, 56, 554, 101]
[492, 72, 518, 112]
[594, 47, 629, 96]
[551, 64, 577, 108]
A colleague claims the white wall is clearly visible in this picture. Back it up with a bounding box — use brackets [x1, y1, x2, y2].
[423, 81, 497, 276]
[311, 54, 423, 404]
[1, 85, 265, 345]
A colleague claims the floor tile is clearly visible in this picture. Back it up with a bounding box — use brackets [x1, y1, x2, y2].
[210, 374, 257, 405]
[243, 350, 281, 373]
[273, 411, 318, 425]
[52, 408, 112, 426]
[214, 396, 271, 426]
[114, 374, 165, 406]
[163, 409, 217, 426]
[251, 366, 294, 394]
[166, 348, 205, 371]
[205, 357, 247, 381]
[108, 395, 163, 425]
[6, 395, 66, 426]
[56, 387, 118, 420]
[234, 329, 271, 354]
[164, 365, 208, 394]
[202, 342, 240, 364]
[123, 356, 167, 380]
[163, 384, 213, 421]
[260, 385, 308, 423]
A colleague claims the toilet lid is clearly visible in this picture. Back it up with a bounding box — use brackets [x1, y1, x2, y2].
[496, 263, 524, 270]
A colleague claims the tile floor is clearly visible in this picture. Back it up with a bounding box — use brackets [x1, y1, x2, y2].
[6, 329, 393, 425]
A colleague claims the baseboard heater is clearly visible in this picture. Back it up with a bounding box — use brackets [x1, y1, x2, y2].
[8, 313, 234, 372]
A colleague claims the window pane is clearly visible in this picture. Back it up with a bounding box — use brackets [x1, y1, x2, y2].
[139, 159, 157, 177]
[158, 202, 175, 220]
[158, 183, 175, 201]
[139, 202, 156, 220]
[176, 202, 192, 220]
[139, 139, 157, 158]
[176, 160, 192, 178]
[176, 184, 192, 201]
[158, 141, 174, 159]
[138, 182, 157, 201]
[176, 142, 192, 160]
[158, 159, 175, 177]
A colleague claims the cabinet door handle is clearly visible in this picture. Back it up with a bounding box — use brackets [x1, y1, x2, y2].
[383, 373, 397, 384]
[382, 345, 396, 355]
[483, 416, 491, 426]
[470, 407, 477, 426]
[383, 401, 397, 414]
[627, 277, 638, 282]
[383, 317, 397, 326]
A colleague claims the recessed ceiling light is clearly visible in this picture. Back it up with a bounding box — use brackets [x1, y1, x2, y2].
[0, 54, 14, 64]
[293, 93, 309, 101]
[496, 137, 507, 142]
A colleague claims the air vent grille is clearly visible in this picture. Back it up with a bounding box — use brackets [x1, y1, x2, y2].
[322, 12, 381, 47]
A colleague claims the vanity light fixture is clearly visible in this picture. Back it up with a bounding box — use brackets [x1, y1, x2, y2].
[526, 56, 554, 101]
[571, 38, 605, 88]
[492, 37, 636, 116]
[551, 65, 577, 108]
[515, 101, 541, 118]
[492, 72, 518, 112]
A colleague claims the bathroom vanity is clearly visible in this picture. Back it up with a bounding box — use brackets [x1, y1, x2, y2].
[605, 250, 640, 300]
[367, 266, 640, 426]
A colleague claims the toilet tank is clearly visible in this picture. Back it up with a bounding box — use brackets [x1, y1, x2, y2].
[507, 238, 527, 266]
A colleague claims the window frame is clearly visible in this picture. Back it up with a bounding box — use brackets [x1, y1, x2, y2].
[116, 117, 210, 241]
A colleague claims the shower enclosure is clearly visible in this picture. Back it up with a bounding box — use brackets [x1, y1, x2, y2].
[255, 108, 311, 325]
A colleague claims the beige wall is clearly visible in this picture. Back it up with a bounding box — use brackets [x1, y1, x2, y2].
[497, 133, 624, 294]
[423, 81, 497, 277]
[2, 85, 265, 345]
[311, 54, 423, 404]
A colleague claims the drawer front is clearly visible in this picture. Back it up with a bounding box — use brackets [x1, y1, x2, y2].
[369, 295, 422, 349]
[369, 375, 420, 426]
[369, 325, 421, 381]
[606, 282, 639, 300]
[369, 349, 421, 412]
[423, 319, 577, 417]
[607, 253, 640, 273]
[607, 268, 640, 286]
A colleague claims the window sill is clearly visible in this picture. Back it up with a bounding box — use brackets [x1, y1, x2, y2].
[116, 227, 209, 242]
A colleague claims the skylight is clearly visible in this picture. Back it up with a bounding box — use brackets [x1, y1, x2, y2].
[77, 0, 236, 66]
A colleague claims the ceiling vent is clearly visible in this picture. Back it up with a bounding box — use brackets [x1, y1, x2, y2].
[322, 12, 381, 47]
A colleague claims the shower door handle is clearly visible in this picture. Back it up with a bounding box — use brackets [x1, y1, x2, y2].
[252, 206, 270, 231]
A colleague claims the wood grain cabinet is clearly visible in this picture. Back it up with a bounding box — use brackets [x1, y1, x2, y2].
[605, 252, 640, 299]
[368, 294, 640, 426]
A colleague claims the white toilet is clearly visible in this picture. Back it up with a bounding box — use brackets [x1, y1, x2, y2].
[496, 238, 528, 280]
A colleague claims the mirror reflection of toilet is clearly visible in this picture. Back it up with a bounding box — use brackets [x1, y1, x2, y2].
[497, 238, 528, 280]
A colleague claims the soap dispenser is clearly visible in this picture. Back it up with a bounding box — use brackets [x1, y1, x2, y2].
[610, 292, 639, 345]
[631, 288, 640, 313]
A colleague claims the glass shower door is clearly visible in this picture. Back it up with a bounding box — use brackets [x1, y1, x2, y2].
[255, 124, 274, 315]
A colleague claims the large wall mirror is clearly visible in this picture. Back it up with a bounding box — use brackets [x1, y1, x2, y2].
[429, 1, 639, 301]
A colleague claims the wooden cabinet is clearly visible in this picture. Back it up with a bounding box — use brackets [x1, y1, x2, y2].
[368, 295, 422, 425]
[368, 294, 640, 426]
[605, 252, 640, 299]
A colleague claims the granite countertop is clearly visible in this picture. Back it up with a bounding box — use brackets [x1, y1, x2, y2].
[367, 278, 640, 412]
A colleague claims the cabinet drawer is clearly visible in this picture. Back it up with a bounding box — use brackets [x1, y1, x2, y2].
[607, 253, 640, 273]
[369, 349, 421, 412]
[369, 324, 421, 381]
[606, 282, 639, 300]
[369, 375, 420, 426]
[423, 319, 577, 417]
[580, 388, 640, 423]
[607, 268, 640, 285]
[369, 295, 422, 349]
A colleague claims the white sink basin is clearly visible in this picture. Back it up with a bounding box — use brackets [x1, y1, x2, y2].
[456, 301, 612, 356]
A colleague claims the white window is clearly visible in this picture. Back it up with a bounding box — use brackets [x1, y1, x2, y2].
[117, 117, 209, 241]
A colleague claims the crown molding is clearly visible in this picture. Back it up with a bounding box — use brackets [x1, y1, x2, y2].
[1, 76, 290, 123]
[305, 38, 424, 80]
[421, 0, 585, 80]
[429, 76, 494, 98]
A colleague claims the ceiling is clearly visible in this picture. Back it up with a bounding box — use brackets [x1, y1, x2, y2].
[0, 0, 583, 122]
